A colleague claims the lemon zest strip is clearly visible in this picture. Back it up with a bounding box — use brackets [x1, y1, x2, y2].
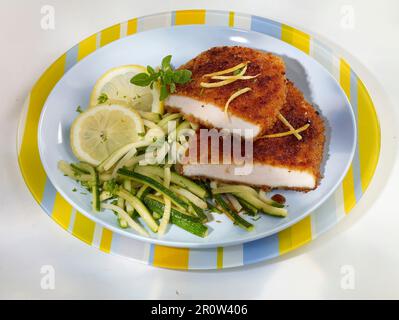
[262, 123, 310, 139]
[277, 113, 303, 140]
[202, 61, 250, 78]
[224, 87, 252, 118]
[200, 65, 248, 88]
[210, 74, 260, 80]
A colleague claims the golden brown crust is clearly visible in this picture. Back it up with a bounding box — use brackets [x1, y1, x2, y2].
[253, 81, 325, 186]
[181, 81, 326, 191]
[166, 46, 287, 137]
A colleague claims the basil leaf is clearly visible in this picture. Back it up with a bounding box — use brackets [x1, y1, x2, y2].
[173, 69, 192, 84]
[130, 73, 152, 86]
[131, 56, 191, 101]
[161, 55, 172, 70]
[159, 84, 169, 101]
[163, 70, 174, 85]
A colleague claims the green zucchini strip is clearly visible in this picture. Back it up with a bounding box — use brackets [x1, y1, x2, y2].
[158, 167, 172, 235]
[144, 196, 208, 238]
[214, 194, 254, 231]
[102, 203, 148, 236]
[134, 165, 207, 198]
[118, 169, 189, 211]
[116, 188, 158, 232]
[233, 193, 287, 217]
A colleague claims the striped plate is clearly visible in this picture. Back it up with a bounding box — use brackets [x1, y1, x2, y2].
[17, 10, 380, 270]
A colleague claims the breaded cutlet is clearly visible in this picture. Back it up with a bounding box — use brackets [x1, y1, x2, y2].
[165, 46, 287, 139]
[179, 81, 326, 191]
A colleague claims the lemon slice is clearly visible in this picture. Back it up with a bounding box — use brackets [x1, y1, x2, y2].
[90, 65, 163, 114]
[70, 104, 145, 166]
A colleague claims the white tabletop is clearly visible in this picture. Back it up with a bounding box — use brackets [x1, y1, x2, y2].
[1, 0, 398, 299]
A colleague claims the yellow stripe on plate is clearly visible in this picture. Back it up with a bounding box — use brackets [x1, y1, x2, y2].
[174, 10, 206, 25]
[72, 212, 96, 245]
[51, 192, 73, 229]
[217, 247, 224, 269]
[127, 18, 138, 35]
[278, 216, 312, 254]
[153, 245, 189, 269]
[100, 24, 121, 47]
[281, 24, 310, 54]
[357, 79, 380, 192]
[228, 12, 235, 27]
[342, 165, 356, 213]
[339, 58, 356, 213]
[18, 55, 66, 202]
[100, 228, 113, 253]
[340, 59, 351, 98]
[77, 34, 97, 61]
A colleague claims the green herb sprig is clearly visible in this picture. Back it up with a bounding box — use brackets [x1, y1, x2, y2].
[130, 55, 192, 101]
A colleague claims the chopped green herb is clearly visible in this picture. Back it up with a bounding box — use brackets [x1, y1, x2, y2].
[130, 55, 192, 101]
[72, 188, 77, 192]
[233, 67, 244, 75]
[76, 106, 84, 113]
[98, 93, 108, 104]
[103, 179, 118, 194]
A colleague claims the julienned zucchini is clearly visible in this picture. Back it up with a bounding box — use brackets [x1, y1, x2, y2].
[233, 193, 287, 217]
[143, 196, 208, 238]
[136, 184, 151, 200]
[70, 163, 90, 175]
[188, 202, 208, 223]
[213, 185, 258, 197]
[117, 169, 189, 211]
[213, 186, 283, 208]
[213, 194, 254, 231]
[138, 111, 162, 123]
[134, 165, 208, 198]
[77, 162, 100, 212]
[116, 188, 159, 232]
[118, 217, 129, 228]
[237, 198, 258, 216]
[157, 113, 182, 130]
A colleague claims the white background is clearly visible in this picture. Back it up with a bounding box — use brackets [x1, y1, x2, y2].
[1, 0, 398, 299]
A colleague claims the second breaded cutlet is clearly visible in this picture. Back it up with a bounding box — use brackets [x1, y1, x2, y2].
[179, 81, 326, 191]
[165, 46, 287, 139]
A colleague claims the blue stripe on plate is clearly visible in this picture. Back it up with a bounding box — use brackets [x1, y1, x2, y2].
[243, 233, 279, 264]
[65, 45, 79, 72]
[148, 243, 155, 264]
[41, 180, 57, 216]
[189, 248, 218, 269]
[171, 11, 177, 26]
[312, 194, 338, 237]
[250, 16, 281, 39]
